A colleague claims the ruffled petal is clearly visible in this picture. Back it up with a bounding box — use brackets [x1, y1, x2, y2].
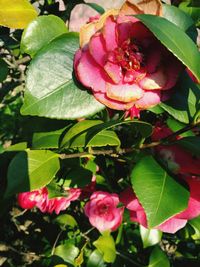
[106, 82, 144, 102]
[76, 49, 110, 93]
[135, 90, 161, 109]
[157, 217, 187, 234]
[139, 69, 167, 90]
[104, 62, 122, 84]
[94, 92, 134, 110]
[89, 33, 107, 66]
[102, 16, 118, 51]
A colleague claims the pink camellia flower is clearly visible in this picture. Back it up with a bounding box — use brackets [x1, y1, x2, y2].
[18, 187, 81, 214]
[121, 177, 200, 233]
[84, 191, 124, 232]
[74, 2, 182, 114]
[152, 124, 200, 175]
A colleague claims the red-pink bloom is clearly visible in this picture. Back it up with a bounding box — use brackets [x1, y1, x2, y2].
[121, 177, 200, 233]
[18, 187, 81, 214]
[152, 124, 200, 175]
[84, 191, 124, 232]
[74, 11, 182, 114]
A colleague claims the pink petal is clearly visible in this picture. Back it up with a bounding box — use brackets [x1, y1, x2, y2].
[102, 16, 118, 51]
[157, 217, 187, 234]
[89, 33, 107, 66]
[104, 62, 122, 84]
[94, 92, 134, 110]
[106, 82, 144, 102]
[162, 57, 183, 90]
[135, 90, 161, 109]
[124, 69, 146, 83]
[146, 44, 162, 74]
[139, 69, 167, 90]
[76, 49, 110, 93]
[130, 22, 153, 41]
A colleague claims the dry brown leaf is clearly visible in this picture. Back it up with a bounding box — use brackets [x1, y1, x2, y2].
[120, 0, 162, 16]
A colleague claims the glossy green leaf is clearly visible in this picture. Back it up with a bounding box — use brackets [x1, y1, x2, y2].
[54, 242, 79, 265]
[131, 156, 189, 228]
[21, 15, 68, 57]
[0, 0, 37, 29]
[140, 225, 162, 248]
[6, 142, 27, 151]
[61, 120, 120, 148]
[148, 247, 170, 267]
[53, 214, 78, 230]
[189, 216, 200, 240]
[163, 4, 197, 41]
[87, 250, 105, 267]
[21, 33, 104, 119]
[32, 128, 65, 149]
[85, 3, 105, 14]
[85, 120, 152, 147]
[175, 136, 200, 156]
[93, 233, 116, 263]
[61, 120, 102, 148]
[6, 150, 59, 196]
[160, 73, 200, 123]
[0, 58, 8, 82]
[137, 14, 200, 82]
[166, 118, 195, 137]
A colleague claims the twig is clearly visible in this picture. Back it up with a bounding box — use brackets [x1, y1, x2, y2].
[51, 230, 64, 256]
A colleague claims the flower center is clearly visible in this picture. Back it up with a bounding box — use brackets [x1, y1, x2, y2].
[108, 39, 145, 72]
[98, 203, 110, 215]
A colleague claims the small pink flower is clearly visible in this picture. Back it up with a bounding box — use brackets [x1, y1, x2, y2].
[84, 191, 124, 232]
[120, 177, 200, 233]
[74, 9, 182, 114]
[152, 124, 200, 175]
[18, 187, 81, 214]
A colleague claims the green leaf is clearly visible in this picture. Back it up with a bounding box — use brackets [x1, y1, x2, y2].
[87, 250, 105, 267]
[21, 33, 104, 119]
[0, 58, 8, 82]
[93, 232, 116, 263]
[131, 156, 190, 228]
[163, 4, 197, 41]
[140, 225, 162, 248]
[0, 0, 37, 29]
[53, 214, 78, 230]
[160, 72, 200, 123]
[85, 3, 105, 14]
[32, 128, 65, 149]
[5, 150, 60, 196]
[64, 167, 93, 188]
[6, 142, 27, 151]
[175, 136, 200, 156]
[85, 120, 152, 147]
[189, 216, 200, 240]
[179, 1, 200, 23]
[136, 14, 200, 82]
[148, 247, 170, 267]
[54, 242, 79, 265]
[21, 15, 68, 57]
[166, 118, 195, 137]
[61, 120, 121, 148]
[61, 120, 102, 148]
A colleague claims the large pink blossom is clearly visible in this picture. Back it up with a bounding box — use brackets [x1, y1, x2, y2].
[121, 177, 200, 233]
[18, 187, 81, 214]
[84, 191, 124, 232]
[152, 124, 200, 175]
[74, 8, 182, 113]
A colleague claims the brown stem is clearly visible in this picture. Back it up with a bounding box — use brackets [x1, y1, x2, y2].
[59, 121, 200, 160]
